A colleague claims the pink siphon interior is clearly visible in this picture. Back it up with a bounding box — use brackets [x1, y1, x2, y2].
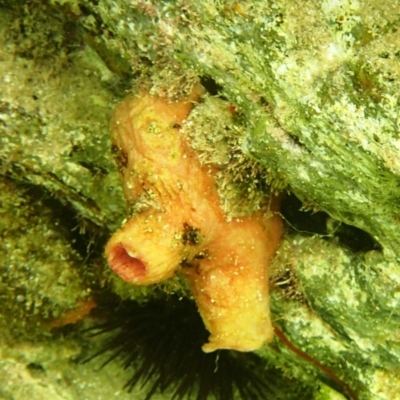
[108, 244, 147, 281]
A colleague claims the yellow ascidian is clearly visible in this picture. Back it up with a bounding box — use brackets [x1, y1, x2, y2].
[105, 84, 284, 352]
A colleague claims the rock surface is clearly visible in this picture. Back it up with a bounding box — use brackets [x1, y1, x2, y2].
[1, 1, 400, 399]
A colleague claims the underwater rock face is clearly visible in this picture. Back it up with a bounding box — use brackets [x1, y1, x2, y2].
[105, 87, 283, 352]
[3, 0, 400, 397]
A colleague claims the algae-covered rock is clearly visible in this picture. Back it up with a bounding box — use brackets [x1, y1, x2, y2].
[1, 0, 400, 399]
[0, 0, 127, 231]
[0, 177, 90, 333]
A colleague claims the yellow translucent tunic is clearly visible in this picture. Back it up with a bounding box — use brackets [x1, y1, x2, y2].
[105, 86, 283, 352]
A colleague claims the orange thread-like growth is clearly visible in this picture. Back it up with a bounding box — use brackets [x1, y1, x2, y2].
[273, 324, 358, 400]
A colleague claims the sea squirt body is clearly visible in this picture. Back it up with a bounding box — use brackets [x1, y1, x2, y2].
[105, 86, 283, 352]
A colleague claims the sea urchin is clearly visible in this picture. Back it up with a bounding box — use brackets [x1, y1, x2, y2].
[84, 294, 308, 400]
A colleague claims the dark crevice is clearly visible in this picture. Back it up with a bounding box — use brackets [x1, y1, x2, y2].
[12, 180, 108, 259]
[281, 193, 328, 235]
[200, 76, 223, 96]
[281, 192, 381, 253]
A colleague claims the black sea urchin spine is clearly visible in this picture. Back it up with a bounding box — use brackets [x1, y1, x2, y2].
[84, 295, 312, 400]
